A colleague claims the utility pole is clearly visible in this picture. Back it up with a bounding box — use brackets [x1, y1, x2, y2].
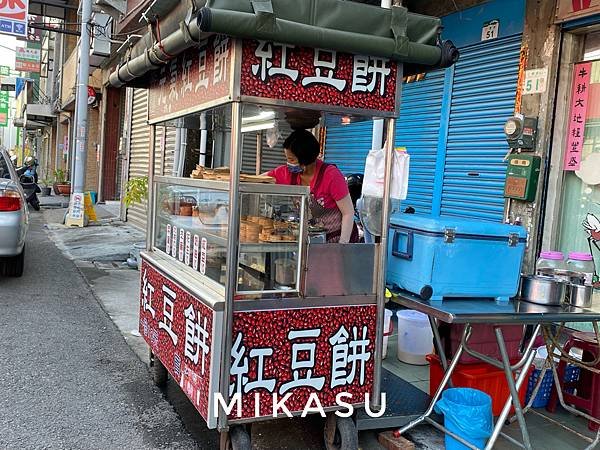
[66, 0, 92, 226]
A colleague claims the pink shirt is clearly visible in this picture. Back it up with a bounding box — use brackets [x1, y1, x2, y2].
[267, 159, 349, 209]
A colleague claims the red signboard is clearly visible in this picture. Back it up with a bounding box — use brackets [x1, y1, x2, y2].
[139, 259, 215, 423]
[564, 62, 591, 171]
[240, 40, 398, 114]
[147, 34, 232, 123]
[230, 305, 376, 419]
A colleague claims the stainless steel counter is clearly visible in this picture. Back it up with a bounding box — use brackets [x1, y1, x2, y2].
[392, 290, 600, 324]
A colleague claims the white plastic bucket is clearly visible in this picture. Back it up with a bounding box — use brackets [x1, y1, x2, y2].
[383, 309, 393, 359]
[396, 310, 434, 365]
[534, 345, 582, 369]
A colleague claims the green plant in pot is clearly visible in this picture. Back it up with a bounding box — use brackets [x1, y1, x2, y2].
[39, 176, 52, 196]
[53, 169, 71, 196]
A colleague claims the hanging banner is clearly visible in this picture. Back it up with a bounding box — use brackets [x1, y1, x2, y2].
[556, 0, 600, 22]
[15, 45, 40, 73]
[0, 0, 28, 38]
[564, 62, 592, 171]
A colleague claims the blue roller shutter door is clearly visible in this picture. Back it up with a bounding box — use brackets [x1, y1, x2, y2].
[322, 121, 374, 175]
[440, 34, 522, 221]
[324, 34, 522, 222]
[395, 69, 446, 216]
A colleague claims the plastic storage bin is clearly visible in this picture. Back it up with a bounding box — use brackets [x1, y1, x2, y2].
[442, 323, 524, 365]
[434, 388, 493, 450]
[396, 310, 433, 365]
[428, 354, 532, 416]
[387, 214, 527, 302]
[526, 369, 554, 408]
[383, 309, 393, 359]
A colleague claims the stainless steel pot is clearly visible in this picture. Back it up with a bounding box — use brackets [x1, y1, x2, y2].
[519, 275, 568, 306]
[566, 283, 593, 308]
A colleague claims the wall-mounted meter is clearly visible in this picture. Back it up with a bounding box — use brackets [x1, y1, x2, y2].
[504, 154, 541, 202]
[504, 115, 538, 150]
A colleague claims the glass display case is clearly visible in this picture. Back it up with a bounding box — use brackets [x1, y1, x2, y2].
[152, 176, 308, 297]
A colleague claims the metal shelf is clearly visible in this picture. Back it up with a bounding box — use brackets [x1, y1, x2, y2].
[162, 214, 228, 247]
[239, 242, 298, 253]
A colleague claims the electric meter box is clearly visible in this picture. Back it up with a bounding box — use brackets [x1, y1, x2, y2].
[504, 154, 541, 202]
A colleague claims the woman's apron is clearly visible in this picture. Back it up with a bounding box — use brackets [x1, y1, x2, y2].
[292, 163, 358, 243]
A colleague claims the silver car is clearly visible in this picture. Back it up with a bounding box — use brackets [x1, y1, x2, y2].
[0, 148, 28, 276]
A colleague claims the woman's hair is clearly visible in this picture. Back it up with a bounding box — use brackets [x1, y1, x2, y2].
[283, 129, 320, 166]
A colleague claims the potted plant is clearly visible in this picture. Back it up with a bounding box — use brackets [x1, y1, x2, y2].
[53, 169, 70, 195]
[39, 177, 52, 196]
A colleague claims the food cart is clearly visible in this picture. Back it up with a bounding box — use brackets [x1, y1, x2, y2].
[133, 5, 456, 446]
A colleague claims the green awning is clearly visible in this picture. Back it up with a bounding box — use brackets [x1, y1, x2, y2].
[198, 0, 456, 66]
[108, 0, 458, 88]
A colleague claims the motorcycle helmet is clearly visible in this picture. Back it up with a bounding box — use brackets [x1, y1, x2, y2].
[345, 173, 363, 207]
[24, 156, 35, 167]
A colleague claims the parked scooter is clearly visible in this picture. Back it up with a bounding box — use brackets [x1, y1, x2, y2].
[18, 174, 41, 211]
[15, 157, 41, 210]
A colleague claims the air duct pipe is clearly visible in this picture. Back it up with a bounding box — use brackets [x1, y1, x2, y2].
[108, 11, 207, 88]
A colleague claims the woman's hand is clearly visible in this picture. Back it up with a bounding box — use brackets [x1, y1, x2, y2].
[335, 194, 355, 244]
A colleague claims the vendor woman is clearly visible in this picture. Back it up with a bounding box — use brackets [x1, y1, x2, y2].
[267, 129, 358, 243]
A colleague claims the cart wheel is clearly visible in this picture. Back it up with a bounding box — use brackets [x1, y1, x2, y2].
[324, 414, 358, 450]
[228, 425, 251, 450]
[149, 350, 168, 388]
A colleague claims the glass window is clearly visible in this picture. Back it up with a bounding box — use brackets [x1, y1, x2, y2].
[557, 36, 600, 323]
[154, 181, 229, 290]
[237, 191, 304, 295]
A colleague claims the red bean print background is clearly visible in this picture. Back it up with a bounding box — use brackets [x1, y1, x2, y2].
[139, 259, 214, 422]
[240, 40, 398, 113]
[230, 305, 377, 419]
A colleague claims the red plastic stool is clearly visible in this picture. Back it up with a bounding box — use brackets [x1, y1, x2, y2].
[547, 332, 600, 431]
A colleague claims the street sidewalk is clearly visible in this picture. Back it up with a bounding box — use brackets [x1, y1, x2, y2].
[42, 201, 149, 364]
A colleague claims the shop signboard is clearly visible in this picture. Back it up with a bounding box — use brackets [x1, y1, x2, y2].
[147, 34, 233, 123]
[565, 62, 592, 171]
[240, 40, 399, 114]
[0, 90, 9, 127]
[147, 37, 399, 123]
[17, 15, 40, 43]
[139, 259, 217, 426]
[0, 0, 28, 38]
[0, 65, 9, 76]
[15, 44, 40, 73]
[556, 0, 600, 22]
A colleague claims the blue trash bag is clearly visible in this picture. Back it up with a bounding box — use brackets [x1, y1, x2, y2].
[434, 388, 493, 450]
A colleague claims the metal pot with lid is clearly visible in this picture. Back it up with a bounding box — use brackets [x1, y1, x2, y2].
[519, 275, 568, 306]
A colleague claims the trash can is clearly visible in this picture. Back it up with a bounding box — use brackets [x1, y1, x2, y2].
[434, 388, 493, 450]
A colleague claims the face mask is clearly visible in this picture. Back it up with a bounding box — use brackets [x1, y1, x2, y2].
[287, 163, 304, 174]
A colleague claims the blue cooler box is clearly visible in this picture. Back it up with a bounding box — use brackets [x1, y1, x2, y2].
[387, 214, 527, 302]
